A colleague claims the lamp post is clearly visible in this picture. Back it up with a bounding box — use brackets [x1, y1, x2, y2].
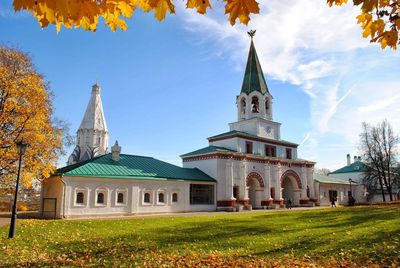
[349, 178, 352, 197]
[8, 141, 28, 239]
[348, 178, 355, 206]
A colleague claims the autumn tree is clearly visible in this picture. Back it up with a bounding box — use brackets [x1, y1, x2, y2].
[11, 0, 400, 49]
[359, 120, 399, 202]
[328, 0, 400, 49]
[0, 46, 65, 192]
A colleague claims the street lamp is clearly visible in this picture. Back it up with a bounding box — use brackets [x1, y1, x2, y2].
[8, 141, 28, 239]
[349, 178, 352, 197]
[348, 178, 356, 206]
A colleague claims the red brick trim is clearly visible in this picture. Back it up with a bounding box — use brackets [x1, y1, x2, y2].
[273, 199, 284, 206]
[299, 199, 310, 204]
[217, 200, 236, 207]
[208, 133, 298, 148]
[309, 198, 318, 202]
[281, 169, 302, 189]
[238, 199, 250, 205]
[261, 199, 273, 206]
[246, 172, 265, 187]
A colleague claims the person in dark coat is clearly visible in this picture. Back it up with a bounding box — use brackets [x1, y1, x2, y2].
[286, 198, 292, 209]
[330, 197, 336, 208]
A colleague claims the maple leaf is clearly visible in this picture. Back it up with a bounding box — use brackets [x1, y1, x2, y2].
[224, 0, 260, 25]
[147, 0, 176, 20]
[186, 0, 212, 14]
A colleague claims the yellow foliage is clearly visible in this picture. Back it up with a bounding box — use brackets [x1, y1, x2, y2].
[10, 0, 399, 49]
[12, 0, 259, 32]
[328, 0, 400, 49]
[0, 47, 62, 190]
[224, 0, 260, 25]
[186, 0, 212, 15]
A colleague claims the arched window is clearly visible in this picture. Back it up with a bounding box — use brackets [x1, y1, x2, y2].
[265, 99, 269, 110]
[97, 192, 104, 204]
[98, 137, 101, 145]
[117, 193, 124, 203]
[144, 193, 151, 203]
[76, 192, 84, 204]
[241, 98, 246, 114]
[251, 96, 259, 113]
[172, 193, 178, 202]
[307, 186, 310, 198]
[158, 193, 164, 203]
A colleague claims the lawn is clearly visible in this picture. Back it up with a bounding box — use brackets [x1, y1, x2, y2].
[0, 206, 399, 267]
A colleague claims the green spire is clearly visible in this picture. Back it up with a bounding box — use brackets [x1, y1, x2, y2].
[240, 34, 269, 95]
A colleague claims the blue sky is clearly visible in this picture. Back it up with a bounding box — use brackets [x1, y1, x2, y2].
[1, 0, 399, 170]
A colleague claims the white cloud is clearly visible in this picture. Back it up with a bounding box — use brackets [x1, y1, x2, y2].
[178, 0, 400, 170]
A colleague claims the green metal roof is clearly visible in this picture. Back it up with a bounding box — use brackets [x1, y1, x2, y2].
[207, 130, 298, 147]
[241, 40, 269, 95]
[329, 161, 366, 174]
[56, 153, 216, 182]
[180, 146, 237, 158]
[314, 173, 354, 185]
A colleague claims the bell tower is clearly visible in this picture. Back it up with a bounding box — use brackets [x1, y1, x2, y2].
[230, 31, 280, 140]
[67, 83, 109, 165]
[237, 30, 273, 121]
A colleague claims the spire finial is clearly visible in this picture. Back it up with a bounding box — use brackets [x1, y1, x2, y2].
[247, 29, 256, 40]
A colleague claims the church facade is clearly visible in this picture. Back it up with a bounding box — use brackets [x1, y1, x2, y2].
[41, 36, 318, 219]
[181, 37, 316, 210]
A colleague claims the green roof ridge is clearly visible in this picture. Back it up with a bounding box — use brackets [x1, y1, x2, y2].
[181, 145, 236, 157]
[241, 40, 269, 95]
[55, 153, 215, 182]
[314, 173, 355, 185]
[330, 161, 366, 174]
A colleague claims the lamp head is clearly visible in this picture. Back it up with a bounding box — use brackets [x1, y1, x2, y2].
[15, 141, 28, 156]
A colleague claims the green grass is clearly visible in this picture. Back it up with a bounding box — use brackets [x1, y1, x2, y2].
[0, 206, 399, 266]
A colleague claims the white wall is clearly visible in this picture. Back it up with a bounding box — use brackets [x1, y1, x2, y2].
[42, 176, 216, 218]
[317, 183, 366, 206]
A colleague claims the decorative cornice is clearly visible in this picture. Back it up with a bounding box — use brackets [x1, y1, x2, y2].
[182, 151, 315, 167]
[208, 133, 298, 148]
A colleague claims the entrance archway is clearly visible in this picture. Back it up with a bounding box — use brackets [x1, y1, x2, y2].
[246, 172, 264, 208]
[280, 170, 302, 206]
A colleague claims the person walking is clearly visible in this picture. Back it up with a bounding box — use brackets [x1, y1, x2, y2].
[286, 198, 292, 209]
[330, 197, 336, 208]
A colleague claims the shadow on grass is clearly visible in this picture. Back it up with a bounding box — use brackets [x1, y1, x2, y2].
[3, 207, 400, 267]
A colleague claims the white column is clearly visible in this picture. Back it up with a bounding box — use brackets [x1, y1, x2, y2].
[275, 164, 283, 200]
[242, 162, 249, 200]
[246, 98, 251, 119]
[226, 160, 235, 200]
[264, 165, 271, 200]
[301, 167, 308, 200]
[308, 167, 315, 198]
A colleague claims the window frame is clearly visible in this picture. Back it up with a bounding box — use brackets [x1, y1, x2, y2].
[73, 187, 88, 207]
[95, 188, 108, 207]
[142, 190, 153, 206]
[265, 145, 277, 157]
[245, 141, 253, 154]
[190, 184, 215, 205]
[286, 148, 292, 159]
[157, 191, 166, 205]
[115, 189, 128, 206]
[172, 193, 178, 203]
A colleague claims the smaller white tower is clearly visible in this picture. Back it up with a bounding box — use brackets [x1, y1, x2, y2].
[67, 83, 109, 165]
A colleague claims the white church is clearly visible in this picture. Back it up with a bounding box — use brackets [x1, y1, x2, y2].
[40, 35, 357, 219]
